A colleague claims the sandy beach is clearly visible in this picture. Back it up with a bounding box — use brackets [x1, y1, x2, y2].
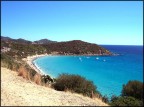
[1, 67, 108, 106]
[22, 54, 50, 75]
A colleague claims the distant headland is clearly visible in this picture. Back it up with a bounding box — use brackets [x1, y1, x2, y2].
[1, 36, 112, 58]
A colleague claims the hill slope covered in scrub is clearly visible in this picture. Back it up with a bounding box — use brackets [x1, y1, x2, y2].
[1, 36, 112, 59]
[1, 36, 111, 106]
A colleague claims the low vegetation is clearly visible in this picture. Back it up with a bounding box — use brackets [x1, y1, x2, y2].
[122, 80, 143, 100]
[52, 73, 101, 98]
[1, 53, 54, 85]
[1, 52, 143, 106]
[18, 66, 30, 80]
[42, 40, 111, 55]
[1, 37, 112, 60]
[110, 96, 143, 106]
[1, 36, 143, 106]
[1, 53, 21, 70]
[109, 80, 143, 106]
[1, 53, 37, 81]
[33, 73, 42, 85]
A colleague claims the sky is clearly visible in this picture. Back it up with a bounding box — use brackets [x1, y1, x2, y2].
[1, 1, 143, 45]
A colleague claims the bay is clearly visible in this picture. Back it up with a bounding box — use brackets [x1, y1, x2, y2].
[34, 45, 143, 98]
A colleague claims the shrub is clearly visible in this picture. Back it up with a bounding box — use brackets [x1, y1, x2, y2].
[1, 53, 21, 71]
[23, 64, 37, 80]
[18, 66, 29, 79]
[1, 53, 40, 83]
[41, 75, 53, 84]
[110, 95, 119, 102]
[102, 95, 109, 103]
[34, 73, 41, 85]
[110, 96, 143, 106]
[52, 73, 100, 97]
[122, 80, 143, 100]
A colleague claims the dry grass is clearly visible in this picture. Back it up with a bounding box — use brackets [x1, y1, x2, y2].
[91, 90, 94, 98]
[94, 93, 102, 99]
[91, 93, 107, 104]
[33, 73, 41, 85]
[18, 66, 42, 85]
[18, 66, 29, 80]
[2, 67, 108, 106]
[27, 71, 31, 81]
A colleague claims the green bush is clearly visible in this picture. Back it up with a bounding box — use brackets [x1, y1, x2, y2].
[41, 75, 54, 84]
[1, 53, 20, 70]
[110, 95, 119, 102]
[122, 80, 143, 100]
[110, 96, 143, 106]
[1, 53, 37, 81]
[110, 80, 143, 106]
[52, 73, 101, 97]
[102, 95, 109, 103]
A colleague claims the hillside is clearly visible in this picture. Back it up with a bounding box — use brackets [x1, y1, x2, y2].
[1, 36, 32, 44]
[1, 36, 112, 59]
[1, 67, 108, 106]
[1, 36, 112, 106]
[1, 36, 56, 44]
[33, 39, 57, 44]
[42, 40, 112, 55]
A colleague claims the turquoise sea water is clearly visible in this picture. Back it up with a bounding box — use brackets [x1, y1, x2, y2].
[34, 45, 143, 98]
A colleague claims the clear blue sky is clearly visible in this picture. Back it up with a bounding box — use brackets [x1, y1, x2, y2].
[1, 1, 143, 45]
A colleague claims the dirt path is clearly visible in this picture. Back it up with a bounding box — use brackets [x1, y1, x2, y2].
[1, 67, 108, 106]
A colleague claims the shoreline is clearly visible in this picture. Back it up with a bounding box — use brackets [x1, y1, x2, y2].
[23, 53, 116, 77]
[22, 53, 50, 76]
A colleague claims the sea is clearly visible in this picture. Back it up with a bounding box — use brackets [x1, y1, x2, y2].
[33, 45, 143, 98]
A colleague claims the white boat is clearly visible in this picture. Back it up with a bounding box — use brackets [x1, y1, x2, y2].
[79, 57, 82, 62]
[96, 57, 99, 60]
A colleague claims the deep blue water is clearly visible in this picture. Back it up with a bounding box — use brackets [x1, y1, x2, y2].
[34, 45, 143, 98]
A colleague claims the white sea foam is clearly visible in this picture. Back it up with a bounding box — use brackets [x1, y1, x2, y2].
[34, 63, 46, 75]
